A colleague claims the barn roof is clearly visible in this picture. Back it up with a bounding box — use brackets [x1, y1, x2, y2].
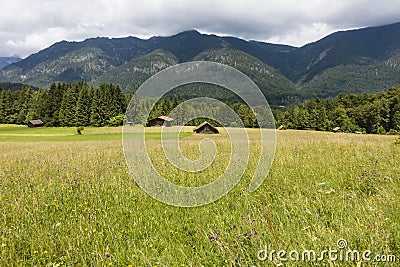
[157, 116, 173, 121]
[28, 119, 44, 125]
[193, 121, 219, 133]
[193, 121, 211, 131]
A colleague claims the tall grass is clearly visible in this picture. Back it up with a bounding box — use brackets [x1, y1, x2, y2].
[0, 127, 399, 266]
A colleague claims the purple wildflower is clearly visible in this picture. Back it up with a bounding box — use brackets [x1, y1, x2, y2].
[213, 229, 218, 235]
[210, 236, 217, 242]
[104, 253, 111, 259]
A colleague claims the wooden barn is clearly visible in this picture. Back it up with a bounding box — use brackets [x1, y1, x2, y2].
[277, 125, 286, 130]
[193, 121, 219, 134]
[332, 126, 343, 133]
[27, 119, 44, 128]
[146, 116, 173, 127]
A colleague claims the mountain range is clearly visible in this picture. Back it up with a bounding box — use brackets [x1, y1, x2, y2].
[0, 56, 21, 69]
[1, 22, 400, 105]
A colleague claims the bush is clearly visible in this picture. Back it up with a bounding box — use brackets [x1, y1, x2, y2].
[377, 126, 386, 135]
[387, 129, 399, 135]
[108, 114, 125, 126]
[76, 126, 84, 135]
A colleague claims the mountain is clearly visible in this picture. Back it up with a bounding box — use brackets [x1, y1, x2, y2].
[95, 49, 179, 91]
[0, 56, 21, 69]
[192, 48, 298, 104]
[285, 22, 400, 82]
[1, 22, 400, 104]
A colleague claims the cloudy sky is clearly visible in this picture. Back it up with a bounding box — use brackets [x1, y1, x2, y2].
[1, 0, 400, 58]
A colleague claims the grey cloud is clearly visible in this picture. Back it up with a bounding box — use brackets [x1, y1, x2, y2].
[0, 0, 399, 57]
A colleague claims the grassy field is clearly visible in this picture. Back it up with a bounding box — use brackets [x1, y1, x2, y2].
[0, 125, 399, 266]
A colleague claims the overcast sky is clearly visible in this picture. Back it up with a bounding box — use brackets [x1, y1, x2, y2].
[1, 0, 400, 58]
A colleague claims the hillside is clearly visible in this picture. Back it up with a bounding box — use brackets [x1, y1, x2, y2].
[1, 22, 400, 103]
[192, 48, 298, 104]
[95, 49, 179, 92]
[0, 56, 21, 69]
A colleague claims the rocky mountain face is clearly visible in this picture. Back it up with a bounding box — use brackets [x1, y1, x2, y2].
[1, 22, 400, 105]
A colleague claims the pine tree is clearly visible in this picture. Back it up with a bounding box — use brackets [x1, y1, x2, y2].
[75, 84, 93, 126]
[12, 85, 33, 124]
[0, 89, 12, 123]
[58, 83, 80, 126]
[43, 83, 66, 126]
[90, 87, 104, 126]
[26, 89, 47, 122]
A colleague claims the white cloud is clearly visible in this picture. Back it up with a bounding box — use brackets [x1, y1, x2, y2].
[0, 0, 399, 57]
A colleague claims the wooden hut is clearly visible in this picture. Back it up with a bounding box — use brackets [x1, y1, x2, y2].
[332, 126, 343, 133]
[146, 116, 173, 127]
[27, 119, 44, 128]
[193, 121, 219, 134]
[277, 125, 286, 130]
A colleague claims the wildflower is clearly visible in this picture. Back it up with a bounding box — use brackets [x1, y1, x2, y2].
[108, 262, 112, 266]
[210, 236, 217, 242]
[92, 229, 97, 233]
[105, 253, 111, 259]
[1, 243, 6, 247]
[213, 229, 218, 235]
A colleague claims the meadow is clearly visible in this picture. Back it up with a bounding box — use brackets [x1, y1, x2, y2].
[0, 124, 399, 266]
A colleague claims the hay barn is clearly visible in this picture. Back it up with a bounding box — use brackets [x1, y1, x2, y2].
[193, 121, 219, 134]
[332, 126, 343, 133]
[146, 116, 173, 127]
[27, 119, 44, 128]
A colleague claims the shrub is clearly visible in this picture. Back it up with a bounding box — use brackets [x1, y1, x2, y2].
[108, 114, 125, 126]
[76, 126, 84, 135]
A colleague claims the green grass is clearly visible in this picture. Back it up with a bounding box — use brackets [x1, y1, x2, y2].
[0, 126, 399, 266]
[0, 125, 192, 142]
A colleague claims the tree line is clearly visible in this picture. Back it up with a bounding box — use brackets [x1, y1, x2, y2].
[1, 82, 399, 134]
[0, 82, 127, 127]
[274, 86, 400, 134]
[0, 82, 260, 128]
